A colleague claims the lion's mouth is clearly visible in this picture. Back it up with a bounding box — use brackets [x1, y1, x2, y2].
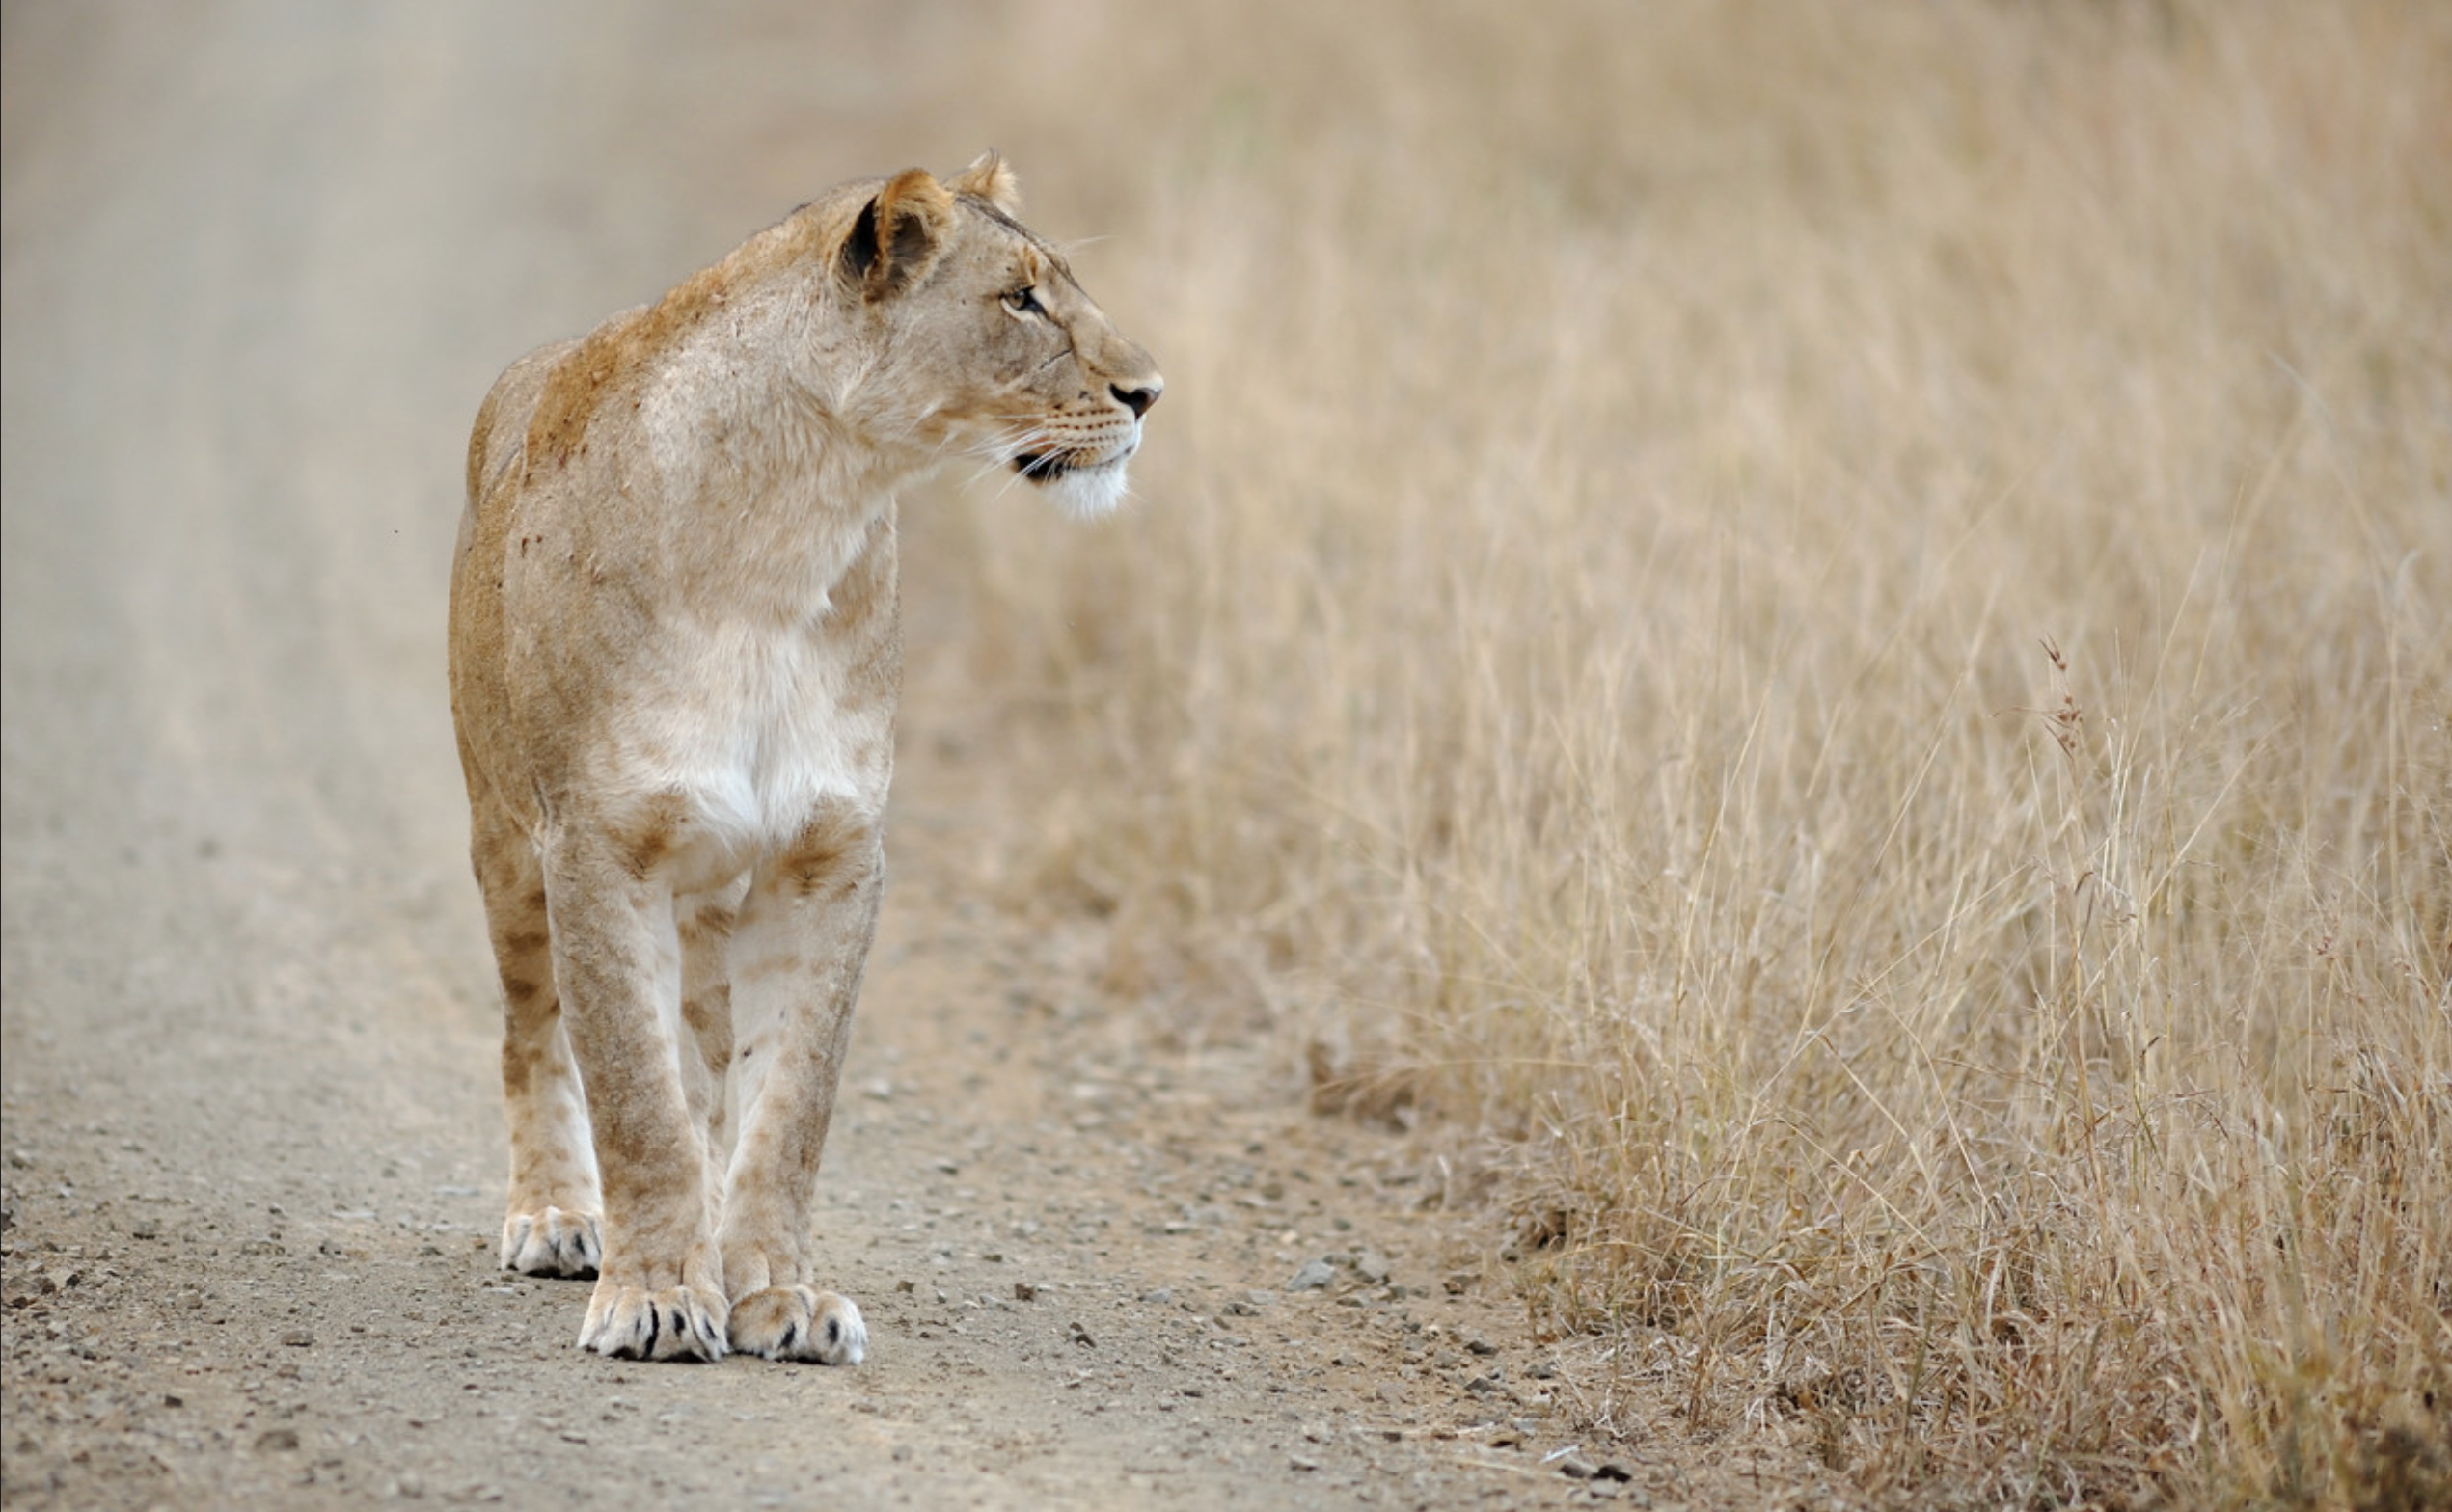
[1012, 446, 1131, 484]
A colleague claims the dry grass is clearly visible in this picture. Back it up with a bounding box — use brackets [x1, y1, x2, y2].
[924, 2, 2452, 1505]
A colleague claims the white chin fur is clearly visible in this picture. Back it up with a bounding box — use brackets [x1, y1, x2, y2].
[1044, 459, 1131, 520]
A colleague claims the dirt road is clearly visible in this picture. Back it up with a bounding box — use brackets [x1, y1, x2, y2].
[5, 7, 1490, 1509]
[0, 7, 1847, 1509]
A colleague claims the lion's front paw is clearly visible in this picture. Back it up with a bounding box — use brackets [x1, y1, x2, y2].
[502, 1205, 603, 1278]
[728, 1286, 865, 1365]
[577, 1275, 728, 1363]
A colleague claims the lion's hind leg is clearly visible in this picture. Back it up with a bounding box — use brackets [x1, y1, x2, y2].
[473, 796, 603, 1278]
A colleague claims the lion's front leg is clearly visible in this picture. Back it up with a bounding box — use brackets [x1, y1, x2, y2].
[543, 835, 727, 1362]
[715, 806, 883, 1365]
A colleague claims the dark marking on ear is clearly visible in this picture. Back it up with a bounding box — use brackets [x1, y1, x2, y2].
[842, 194, 883, 283]
[844, 170, 953, 300]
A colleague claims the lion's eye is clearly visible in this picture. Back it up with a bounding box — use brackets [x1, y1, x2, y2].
[1002, 286, 1045, 317]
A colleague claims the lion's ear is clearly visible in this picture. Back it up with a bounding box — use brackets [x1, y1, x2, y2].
[948, 150, 1022, 215]
[840, 169, 956, 300]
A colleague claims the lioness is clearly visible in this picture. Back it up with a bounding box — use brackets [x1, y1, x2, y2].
[447, 156, 1159, 1364]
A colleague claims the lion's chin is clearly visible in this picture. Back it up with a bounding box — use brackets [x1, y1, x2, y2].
[1022, 453, 1131, 520]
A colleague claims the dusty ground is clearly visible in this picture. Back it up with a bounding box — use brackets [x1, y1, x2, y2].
[0, 6, 1843, 1509]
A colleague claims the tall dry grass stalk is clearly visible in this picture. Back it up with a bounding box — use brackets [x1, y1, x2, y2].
[929, 2, 2451, 1505]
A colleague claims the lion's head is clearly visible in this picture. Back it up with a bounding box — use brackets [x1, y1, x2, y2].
[826, 155, 1162, 518]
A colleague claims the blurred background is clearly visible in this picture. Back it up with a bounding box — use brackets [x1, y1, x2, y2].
[7, 3, 2446, 1506]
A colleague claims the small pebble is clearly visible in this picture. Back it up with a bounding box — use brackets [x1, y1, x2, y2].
[1287, 1258, 1335, 1291]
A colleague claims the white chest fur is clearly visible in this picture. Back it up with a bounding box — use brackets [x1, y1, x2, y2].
[605, 597, 893, 895]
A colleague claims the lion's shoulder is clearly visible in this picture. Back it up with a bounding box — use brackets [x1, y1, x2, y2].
[518, 204, 861, 479]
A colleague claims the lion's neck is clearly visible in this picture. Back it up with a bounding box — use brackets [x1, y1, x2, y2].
[638, 295, 936, 624]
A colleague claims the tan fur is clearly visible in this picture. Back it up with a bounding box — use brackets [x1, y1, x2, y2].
[448, 155, 1159, 1364]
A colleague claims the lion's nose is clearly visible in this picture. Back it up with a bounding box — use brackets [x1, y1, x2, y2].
[1111, 378, 1161, 419]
